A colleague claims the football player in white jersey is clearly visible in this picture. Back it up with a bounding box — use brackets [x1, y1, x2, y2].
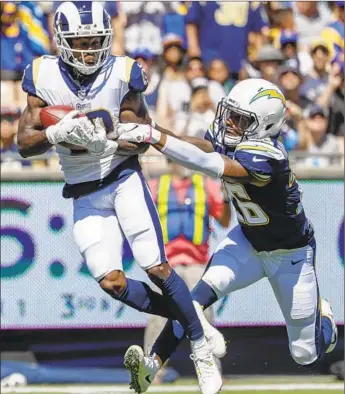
[117, 78, 338, 392]
[17, 3, 222, 393]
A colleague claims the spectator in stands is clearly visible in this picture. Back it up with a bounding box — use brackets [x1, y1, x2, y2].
[300, 39, 331, 104]
[322, 1, 344, 61]
[132, 49, 161, 119]
[161, 33, 186, 79]
[207, 58, 235, 95]
[184, 79, 216, 139]
[1, 107, 22, 169]
[300, 104, 344, 168]
[144, 159, 231, 381]
[1, 2, 49, 111]
[265, 2, 294, 47]
[324, 58, 345, 137]
[278, 65, 308, 134]
[246, 44, 284, 82]
[186, 1, 268, 79]
[113, 2, 186, 57]
[293, 1, 332, 50]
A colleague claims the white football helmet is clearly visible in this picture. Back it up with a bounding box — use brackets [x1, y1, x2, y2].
[53, 1, 113, 75]
[213, 78, 286, 147]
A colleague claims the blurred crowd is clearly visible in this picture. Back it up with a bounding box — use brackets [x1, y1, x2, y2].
[1, 1, 344, 172]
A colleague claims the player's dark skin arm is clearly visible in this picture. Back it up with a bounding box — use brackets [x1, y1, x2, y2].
[17, 94, 52, 158]
[17, 93, 143, 158]
[153, 132, 270, 186]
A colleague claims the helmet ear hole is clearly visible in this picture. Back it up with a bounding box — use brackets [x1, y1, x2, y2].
[265, 124, 273, 131]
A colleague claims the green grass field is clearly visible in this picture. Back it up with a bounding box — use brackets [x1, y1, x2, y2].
[2, 376, 343, 394]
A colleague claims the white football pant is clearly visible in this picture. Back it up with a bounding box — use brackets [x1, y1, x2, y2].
[203, 225, 321, 366]
[73, 172, 166, 281]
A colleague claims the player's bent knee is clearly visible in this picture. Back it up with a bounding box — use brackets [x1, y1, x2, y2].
[202, 264, 235, 298]
[290, 342, 318, 366]
[99, 270, 127, 297]
[147, 262, 171, 285]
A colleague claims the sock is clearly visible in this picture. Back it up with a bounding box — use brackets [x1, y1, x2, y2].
[151, 320, 181, 364]
[158, 270, 203, 341]
[150, 280, 219, 363]
[319, 316, 334, 357]
[191, 280, 218, 310]
[117, 278, 176, 319]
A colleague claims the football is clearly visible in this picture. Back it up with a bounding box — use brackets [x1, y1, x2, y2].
[40, 105, 86, 150]
[40, 105, 150, 154]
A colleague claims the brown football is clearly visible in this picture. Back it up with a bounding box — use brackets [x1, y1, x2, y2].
[40, 105, 150, 154]
[40, 105, 85, 150]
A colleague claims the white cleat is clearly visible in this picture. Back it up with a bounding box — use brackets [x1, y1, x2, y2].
[191, 337, 223, 394]
[124, 345, 160, 393]
[321, 298, 338, 353]
[193, 301, 227, 358]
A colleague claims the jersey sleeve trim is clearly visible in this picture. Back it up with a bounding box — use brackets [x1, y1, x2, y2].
[125, 56, 135, 83]
[22, 62, 36, 95]
[32, 57, 43, 86]
[236, 141, 285, 161]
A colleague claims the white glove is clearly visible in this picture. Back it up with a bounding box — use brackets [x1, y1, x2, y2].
[45, 110, 96, 147]
[117, 123, 155, 144]
[87, 118, 119, 156]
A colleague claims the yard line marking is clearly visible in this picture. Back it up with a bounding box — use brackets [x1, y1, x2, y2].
[1, 383, 344, 393]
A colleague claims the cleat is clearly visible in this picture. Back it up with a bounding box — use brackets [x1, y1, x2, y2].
[321, 299, 338, 353]
[193, 301, 227, 358]
[124, 345, 160, 393]
[191, 338, 223, 394]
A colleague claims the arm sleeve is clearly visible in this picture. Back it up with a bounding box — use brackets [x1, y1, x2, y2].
[185, 2, 201, 25]
[248, 3, 268, 33]
[161, 135, 224, 178]
[21, 62, 37, 96]
[235, 149, 273, 181]
[128, 61, 148, 92]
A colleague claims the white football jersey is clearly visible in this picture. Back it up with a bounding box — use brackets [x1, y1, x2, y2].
[22, 55, 148, 184]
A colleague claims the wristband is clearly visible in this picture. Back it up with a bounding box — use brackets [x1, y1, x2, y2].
[45, 125, 58, 145]
[151, 119, 156, 128]
[148, 127, 162, 145]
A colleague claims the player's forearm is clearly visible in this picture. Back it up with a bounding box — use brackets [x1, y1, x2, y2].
[152, 133, 225, 178]
[217, 203, 231, 228]
[155, 123, 214, 153]
[17, 114, 51, 158]
[186, 24, 201, 56]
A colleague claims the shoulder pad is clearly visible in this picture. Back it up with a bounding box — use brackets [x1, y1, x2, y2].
[235, 139, 286, 161]
[125, 57, 148, 92]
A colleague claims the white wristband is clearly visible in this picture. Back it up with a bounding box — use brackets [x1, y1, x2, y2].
[151, 119, 156, 128]
[149, 128, 162, 145]
[45, 125, 58, 145]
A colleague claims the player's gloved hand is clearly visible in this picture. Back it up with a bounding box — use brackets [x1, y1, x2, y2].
[45, 110, 96, 147]
[116, 123, 156, 144]
[87, 118, 119, 156]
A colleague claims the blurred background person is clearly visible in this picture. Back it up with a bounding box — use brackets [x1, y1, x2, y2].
[207, 58, 235, 95]
[144, 159, 231, 382]
[265, 1, 295, 46]
[299, 104, 344, 168]
[186, 1, 268, 81]
[1, 1, 49, 111]
[300, 39, 331, 104]
[293, 1, 332, 50]
[242, 44, 284, 82]
[321, 1, 344, 61]
[183, 79, 216, 139]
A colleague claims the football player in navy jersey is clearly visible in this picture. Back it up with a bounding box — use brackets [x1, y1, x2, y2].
[17, 3, 223, 393]
[117, 78, 338, 393]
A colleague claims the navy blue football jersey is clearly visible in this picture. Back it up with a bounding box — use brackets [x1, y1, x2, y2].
[214, 137, 314, 252]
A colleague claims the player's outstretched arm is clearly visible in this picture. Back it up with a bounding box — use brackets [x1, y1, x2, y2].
[17, 94, 52, 158]
[118, 123, 254, 183]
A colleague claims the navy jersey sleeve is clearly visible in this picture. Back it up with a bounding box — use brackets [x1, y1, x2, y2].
[185, 2, 201, 25]
[128, 61, 148, 92]
[105, 2, 119, 18]
[235, 141, 288, 181]
[248, 2, 268, 33]
[22, 62, 37, 96]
